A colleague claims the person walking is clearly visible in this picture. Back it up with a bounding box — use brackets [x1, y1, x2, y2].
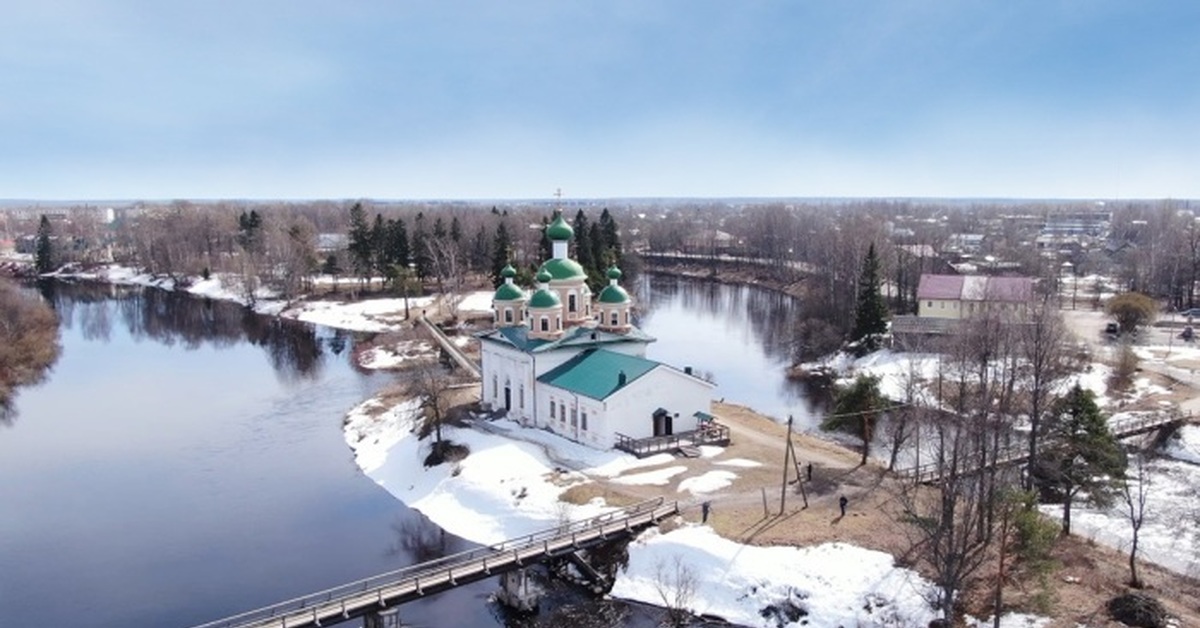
[701, 500, 712, 524]
[838, 495, 848, 517]
[806, 462, 813, 482]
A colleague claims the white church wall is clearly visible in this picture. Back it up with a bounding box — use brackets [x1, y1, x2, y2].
[600, 368, 714, 446]
[480, 342, 535, 424]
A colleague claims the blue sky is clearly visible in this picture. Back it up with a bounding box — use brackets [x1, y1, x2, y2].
[2, 1, 1198, 200]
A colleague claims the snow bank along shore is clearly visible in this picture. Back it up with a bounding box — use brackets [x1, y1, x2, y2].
[344, 398, 1051, 627]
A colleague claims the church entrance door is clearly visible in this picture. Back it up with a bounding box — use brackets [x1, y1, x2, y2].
[652, 408, 673, 437]
[504, 385, 511, 411]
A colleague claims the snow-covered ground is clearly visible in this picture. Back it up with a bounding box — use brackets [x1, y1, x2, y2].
[343, 398, 1047, 626]
[816, 335, 1200, 581]
[1040, 425, 1200, 578]
[53, 264, 446, 333]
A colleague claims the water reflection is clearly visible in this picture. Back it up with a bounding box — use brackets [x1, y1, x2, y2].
[1, 281, 505, 628]
[635, 274, 822, 427]
[41, 281, 328, 382]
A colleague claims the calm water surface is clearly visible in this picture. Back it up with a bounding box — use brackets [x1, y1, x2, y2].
[0, 283, 495, 628]
[1, 277, 809, 627]
[636, 274, 819, 428]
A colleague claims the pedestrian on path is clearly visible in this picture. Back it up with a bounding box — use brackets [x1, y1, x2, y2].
[701, 501, 711, 523]
[806, 462, 813, 482]
[838, 495, 848, 517]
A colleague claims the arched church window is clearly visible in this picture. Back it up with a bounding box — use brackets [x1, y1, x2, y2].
[568, 293, 577, 313]
[540, 317, 549, 332]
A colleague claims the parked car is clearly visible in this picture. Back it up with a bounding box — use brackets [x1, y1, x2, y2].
[1180, 308, 1200, 319]
[1105, 322, 1120, 336]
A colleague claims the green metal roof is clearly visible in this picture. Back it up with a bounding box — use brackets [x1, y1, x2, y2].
[539, 257, 587, 281]
[606, 266, 623, 280]
[597, 284, 631, 304]
[493, 282, 524, 301]
[537, 348, 660, 400]
[475, 324, 655, 354]
[527, 288, 561, 309]
[500, 264, 516, 278]
[546, 211, 574, 241]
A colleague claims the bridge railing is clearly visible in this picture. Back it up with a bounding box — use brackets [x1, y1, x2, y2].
[901, 411, 1187, 484]
[190, 497, 672, 628]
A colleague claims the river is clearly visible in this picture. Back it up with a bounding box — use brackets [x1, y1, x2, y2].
[636, 273, 821, 428]
[0, 275, 811, 627]
[0, 283, 495, 628]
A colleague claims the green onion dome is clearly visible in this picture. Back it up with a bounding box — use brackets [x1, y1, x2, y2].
[500, 264, 516, 279]
[493, 282, 524, 302]
[538, 257, 587, 282]
[536, 268, 554, 284]
[546, 210, 574, 241]
[597, 284, 631, 304]
[606, 265, 623, 280]
[528, 287, 562, 309]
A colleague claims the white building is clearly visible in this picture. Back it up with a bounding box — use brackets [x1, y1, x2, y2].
[478, 209, 714, 450]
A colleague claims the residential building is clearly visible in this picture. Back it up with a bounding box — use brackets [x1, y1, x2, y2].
[917, 274, 1035, 320]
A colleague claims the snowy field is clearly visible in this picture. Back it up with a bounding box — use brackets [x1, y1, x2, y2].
[342, 399, 1048, 626]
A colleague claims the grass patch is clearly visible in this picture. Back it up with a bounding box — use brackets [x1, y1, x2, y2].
[559, 483, 640, 508]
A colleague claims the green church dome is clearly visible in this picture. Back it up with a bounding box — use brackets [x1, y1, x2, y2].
[493, 282, 524, 302]
[597, 285, 631, 304]
[538, 257, 587, 282]
[500, 264, 516, 278]
[606, 266, 623, 280]
[528, 288, 561, 309]
[536, 268, 554, 284]
[546, 211, 574, 241]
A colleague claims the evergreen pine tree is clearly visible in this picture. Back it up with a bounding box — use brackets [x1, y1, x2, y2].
[1036, 384, 1125, 535]
[369, 214, 386, 275]
[538, 216, 552, 261]
[34, 214, 54, 274]
[491, 220, 512, 286]
[346, 202, 373, 282]
[851, 243, 889, 353]
[470, 224, 491, 273]
[588, 222, 606, 285]
[385, 218, 409, 270]
[823, 374, 884, 466]
[599, 207, 622, 257]
[450, 216, 462, 243]
[236, 210, 264, 254]
[572, 210, 595, 272]
[411, 212, 433, 279]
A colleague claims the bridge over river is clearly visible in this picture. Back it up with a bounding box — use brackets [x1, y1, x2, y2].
[191, 497, 678, 628]
[902, 412, 1188, 484]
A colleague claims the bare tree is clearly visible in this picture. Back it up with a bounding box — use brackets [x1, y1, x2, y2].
[1018, 299, 1074, 488]
[652, 556, 697, 627]
[1120, 449, 1150, 588]
[900, 418, 1019, 621]
[405, 359, 466, 465]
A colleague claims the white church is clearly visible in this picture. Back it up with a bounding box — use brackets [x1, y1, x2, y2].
[477, 209, 715, 451]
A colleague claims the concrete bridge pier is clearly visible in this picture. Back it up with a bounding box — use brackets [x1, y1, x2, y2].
[497, 568, 542, 613]
[363, 607, 403, 628]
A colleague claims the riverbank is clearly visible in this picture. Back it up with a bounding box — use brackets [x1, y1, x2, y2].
[34, 263, 1200, 625]
[641, 257, 809, 301]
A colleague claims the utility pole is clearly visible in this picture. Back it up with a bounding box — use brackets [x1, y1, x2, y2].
[780, 415, 793, 514]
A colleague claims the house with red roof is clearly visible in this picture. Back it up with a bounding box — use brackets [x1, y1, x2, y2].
[917, 274, 1035, 320]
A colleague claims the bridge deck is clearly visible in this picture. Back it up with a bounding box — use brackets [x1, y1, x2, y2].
[191, 497, 677, 628]
[901, 412, 1185, 485]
